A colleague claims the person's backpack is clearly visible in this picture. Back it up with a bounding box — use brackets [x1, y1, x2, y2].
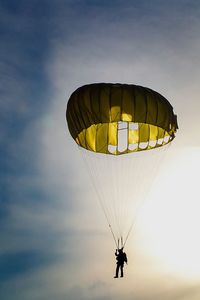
[123, 253, 127, 263]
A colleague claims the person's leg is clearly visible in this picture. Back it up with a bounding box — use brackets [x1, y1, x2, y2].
[120, 265, 124, 277]
[114, 264, 119, 278]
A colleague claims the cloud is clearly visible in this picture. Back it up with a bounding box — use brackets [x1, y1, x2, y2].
[51, 0, 200, 151]
[1, 1, 200, 299]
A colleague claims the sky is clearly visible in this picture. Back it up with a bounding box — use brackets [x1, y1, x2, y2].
[1, 0, 200, 299]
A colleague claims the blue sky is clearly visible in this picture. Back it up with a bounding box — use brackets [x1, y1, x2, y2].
[1, 0, 200, 299]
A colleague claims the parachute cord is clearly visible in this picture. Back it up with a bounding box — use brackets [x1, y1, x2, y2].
[123, 219, 136, 248]
[123, 145, 170, 248]
[123, 153, 147, 247]
[79, 147, 118, 248]
[109, 225, 118, 249]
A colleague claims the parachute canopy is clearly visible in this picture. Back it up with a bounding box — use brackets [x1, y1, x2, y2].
[66, 83, 178, 155]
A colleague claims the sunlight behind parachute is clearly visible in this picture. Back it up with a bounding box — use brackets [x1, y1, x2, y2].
[80, 144, 169, 248]
[139, 147, 200, 279]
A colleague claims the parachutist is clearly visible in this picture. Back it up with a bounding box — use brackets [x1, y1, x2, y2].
[114, 248, 127, 278]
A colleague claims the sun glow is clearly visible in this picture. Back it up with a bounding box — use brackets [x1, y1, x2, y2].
[139, 147, 200, 279]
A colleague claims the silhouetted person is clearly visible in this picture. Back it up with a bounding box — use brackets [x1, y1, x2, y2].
[114, 248, 127, 278]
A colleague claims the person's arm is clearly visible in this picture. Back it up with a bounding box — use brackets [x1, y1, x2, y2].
[125, 254, 128, 264]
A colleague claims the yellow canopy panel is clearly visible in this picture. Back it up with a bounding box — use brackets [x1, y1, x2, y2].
[66, 83, 178, 155]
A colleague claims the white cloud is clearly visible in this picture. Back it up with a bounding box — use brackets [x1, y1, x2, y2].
[2, 1, 200, 299]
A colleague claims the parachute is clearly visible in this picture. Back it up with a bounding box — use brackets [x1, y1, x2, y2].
[66, 83, 178, 248]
